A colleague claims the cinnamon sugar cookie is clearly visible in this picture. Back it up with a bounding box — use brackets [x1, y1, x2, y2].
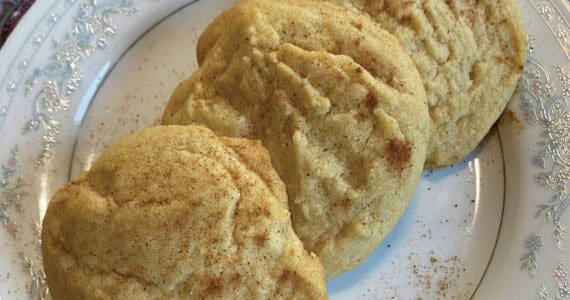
[42, 125, 327, 299]
[162, 0, 430, 277]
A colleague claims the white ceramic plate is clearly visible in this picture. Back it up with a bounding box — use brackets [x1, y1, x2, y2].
[0, 0, 567, 299]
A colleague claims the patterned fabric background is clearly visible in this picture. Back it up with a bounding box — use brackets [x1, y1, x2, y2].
[0, 0, 35, 48]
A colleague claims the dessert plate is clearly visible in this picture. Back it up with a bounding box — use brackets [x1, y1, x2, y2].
[0, 0, 566, 298]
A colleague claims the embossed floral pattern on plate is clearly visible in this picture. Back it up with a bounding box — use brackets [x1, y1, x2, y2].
[0, 0, 140, 298]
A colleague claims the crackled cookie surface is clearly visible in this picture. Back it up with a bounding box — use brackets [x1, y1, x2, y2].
[42, 125, 327, 299]
[163, 0, 430, 278]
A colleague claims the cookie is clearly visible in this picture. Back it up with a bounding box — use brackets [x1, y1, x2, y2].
[162, 0, 430, 278]
[197, 0, 528, 168]
[42, 125, 327, 299]
[321, 0, 528, 167]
